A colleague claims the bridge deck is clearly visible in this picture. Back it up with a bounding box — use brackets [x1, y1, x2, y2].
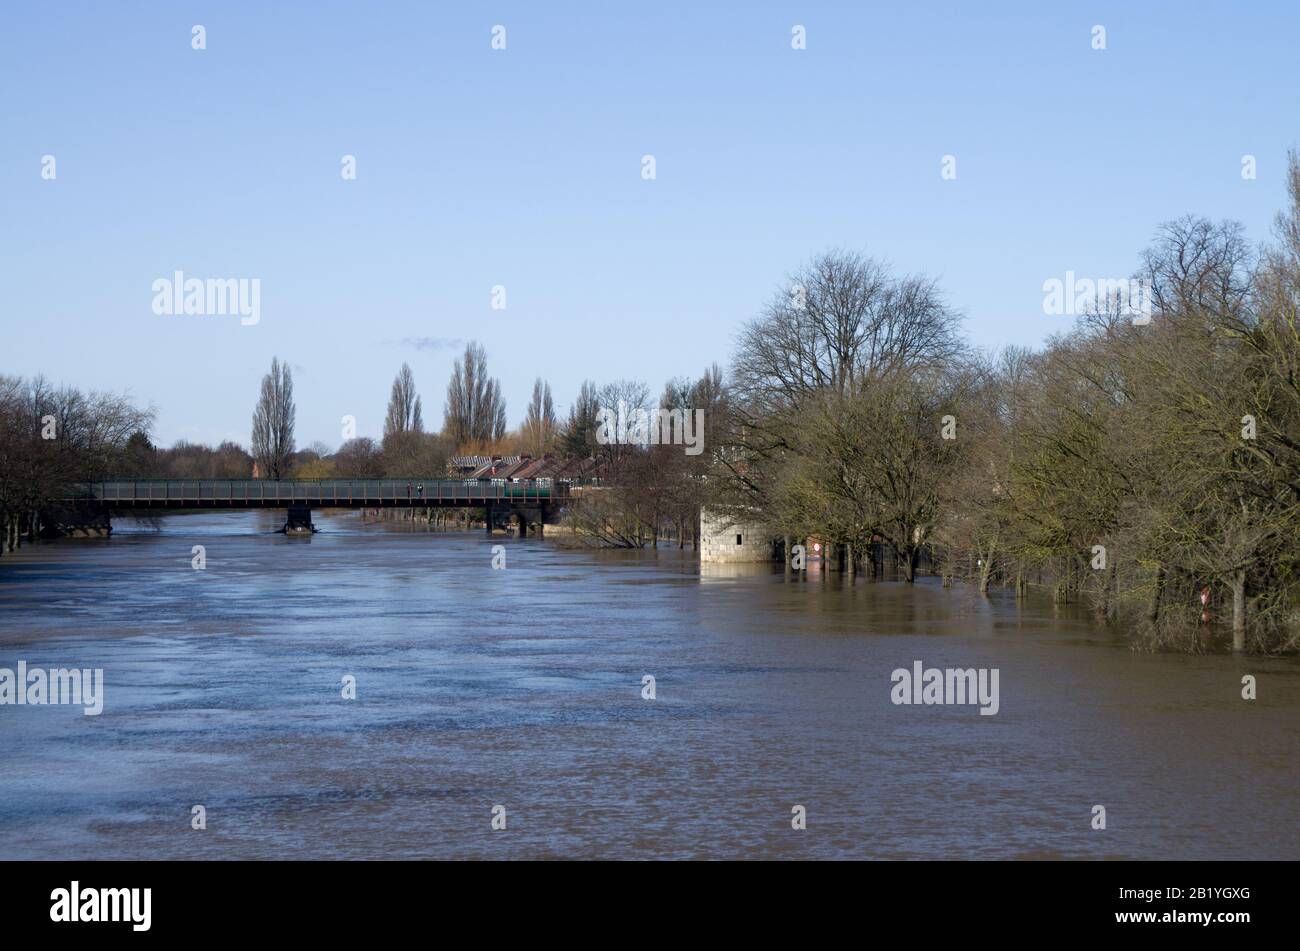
[68, 479, 570, 508]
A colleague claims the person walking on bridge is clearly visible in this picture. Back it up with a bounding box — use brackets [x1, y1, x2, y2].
[417, 482, 424, 501]
[406, 481, 412, 502]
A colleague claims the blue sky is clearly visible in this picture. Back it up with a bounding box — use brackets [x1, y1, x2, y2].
[3, 1, 1297, 448]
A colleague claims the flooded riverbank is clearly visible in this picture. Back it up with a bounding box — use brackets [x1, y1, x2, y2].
[0, 510, 1296, 859]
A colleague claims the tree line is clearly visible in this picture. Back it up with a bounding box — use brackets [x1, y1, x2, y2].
[0, 376, 152, 553]
[2, 340, 572, 548]
[706, 152, 1300, 654]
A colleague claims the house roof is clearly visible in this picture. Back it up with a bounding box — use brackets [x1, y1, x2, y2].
[449, 455, 493, 471]
[468, 455, 525, 479]
[510, 457, 552, 480]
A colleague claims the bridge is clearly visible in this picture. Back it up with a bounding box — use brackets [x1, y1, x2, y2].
[59, 479, 574, 536]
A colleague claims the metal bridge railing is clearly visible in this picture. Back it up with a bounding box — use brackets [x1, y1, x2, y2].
[67, 479, 572, 505]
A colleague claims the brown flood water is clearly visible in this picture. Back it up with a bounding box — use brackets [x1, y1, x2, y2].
[0, 510, 1296, 859]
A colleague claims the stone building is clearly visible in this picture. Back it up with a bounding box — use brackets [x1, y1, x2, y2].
[699, 507, 777, 564]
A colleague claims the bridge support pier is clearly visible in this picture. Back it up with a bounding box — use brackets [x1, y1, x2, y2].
[285, 505, 315, 536]
[511, 507, 547, 538]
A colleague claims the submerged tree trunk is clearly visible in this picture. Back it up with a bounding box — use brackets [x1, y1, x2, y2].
[900, 545, 919, 584]
[1232, 570, 1247, 652]
[1147, 563, 1164, 625]
[977, 551, 993, 596]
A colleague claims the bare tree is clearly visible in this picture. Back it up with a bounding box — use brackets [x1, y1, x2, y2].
[561, 380, 600, 459]
[155, 439, 252, 478]
[443, 342, 506, 449]
[594, 379, 650, 479]
[724, 250, 966, 516]
[332, 437, 384, 478]
[775, 369, 964, 582]
[384, 363, 424, 438]
[0, 374, 152, 553]
[251, 357, 295, 479]
[381, 430, 452, 477]
[732, 249, 964, 418]
[521, 378, 557, 457]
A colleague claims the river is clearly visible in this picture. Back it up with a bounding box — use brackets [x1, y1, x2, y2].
[0, 511, 1296, 859]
